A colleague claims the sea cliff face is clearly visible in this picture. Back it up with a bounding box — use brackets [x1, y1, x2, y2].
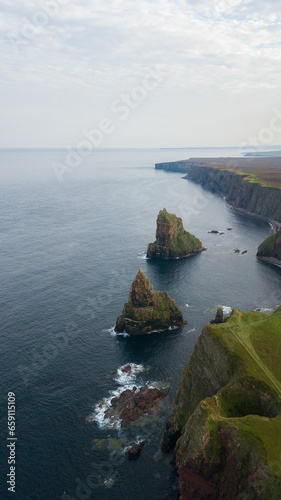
[184, 165, 281, 224]
[155, 161, 281, 225]
[162, 307, 281, 499]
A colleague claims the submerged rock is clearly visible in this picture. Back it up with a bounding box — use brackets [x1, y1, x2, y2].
[126, 441, 145, 459]
[115, 268, 187, 335]
[105, 385, 170, 427]
[147, 208, 205, 259]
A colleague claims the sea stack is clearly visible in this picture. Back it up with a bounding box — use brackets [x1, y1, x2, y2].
[115, 268, 187, 335]
[147, 208, 205, 259]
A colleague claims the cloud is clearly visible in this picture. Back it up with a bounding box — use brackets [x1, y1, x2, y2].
[1, 0, 281, 147]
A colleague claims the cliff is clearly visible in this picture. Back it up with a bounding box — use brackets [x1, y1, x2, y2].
[147, 208, 205, 259]
[257, 229, 281, 266]
[184, 164, 281, 225]
[115, 268, 187, 334]
[155, 159, 281, 226]
[162, 307, 281, 499]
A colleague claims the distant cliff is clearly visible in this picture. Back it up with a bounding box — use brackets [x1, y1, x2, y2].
[147, 208, 204, 259]
[162, 307, 281, 499]
[185, 165, 281, 224]
[155, 160, 281, 227]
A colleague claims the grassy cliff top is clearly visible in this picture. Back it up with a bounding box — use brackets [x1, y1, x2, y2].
[184, 157, 281, 189]
[198, 307, 281, 476]
[167, 306, 281, 498]
[257, 229, 281, 260]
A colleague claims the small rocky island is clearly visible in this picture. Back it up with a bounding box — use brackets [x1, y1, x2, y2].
[257, 228, 281, 266]
[115, 268, 187, 334]
[147, 208, 205, 259]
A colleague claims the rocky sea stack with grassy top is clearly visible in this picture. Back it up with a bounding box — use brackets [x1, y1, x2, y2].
[115, 268, 187, 335]
[257, 228, 281, 266]
[162, 307, 281, 499]
[147, 208, 205, 259]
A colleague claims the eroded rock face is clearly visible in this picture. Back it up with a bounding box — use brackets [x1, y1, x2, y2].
[147, 208, 205, 259]
[257, 228, 281, 265]
[210, 307, 224, 324]
[115, 268, 187, 334]
[162, 307, 281, 499]
[104, 385, 170, 427]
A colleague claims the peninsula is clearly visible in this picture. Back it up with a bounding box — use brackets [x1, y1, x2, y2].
[257, 228, 281, 266]
[147, 208, 205, 259]
[162, 307, 281, 499]
[115, 268, 187, 334]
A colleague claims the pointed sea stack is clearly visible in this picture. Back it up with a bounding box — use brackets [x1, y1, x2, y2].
[147, 208, 205, 259]
[115, 268, 187, 335]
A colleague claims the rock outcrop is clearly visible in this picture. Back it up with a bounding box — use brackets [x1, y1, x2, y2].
[147, 208, 205, 259]
[257, 228, 281, 266]
[126, 441, 145, 459]
[210, 307, 224, 324]
[162, 307, 281, 499]
[105, 385, 170, 427]
[115, 268, 187, 334]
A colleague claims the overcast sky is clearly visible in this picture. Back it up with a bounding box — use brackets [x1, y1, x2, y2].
[1, 0, 281, 148]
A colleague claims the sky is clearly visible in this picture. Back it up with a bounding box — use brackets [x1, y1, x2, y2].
[1, 0, 281, 148]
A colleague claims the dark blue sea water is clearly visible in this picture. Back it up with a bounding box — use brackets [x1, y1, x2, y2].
[1, 148, 281, 500]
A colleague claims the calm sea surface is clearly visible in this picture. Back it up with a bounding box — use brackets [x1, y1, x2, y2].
[1, 148, 281, 500]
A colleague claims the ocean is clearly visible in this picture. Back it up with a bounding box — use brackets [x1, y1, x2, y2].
[1, 148, 281, 500]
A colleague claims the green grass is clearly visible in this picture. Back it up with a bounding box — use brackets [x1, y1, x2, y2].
[201, 308, 281, 477]
[184, 158, 281, 189]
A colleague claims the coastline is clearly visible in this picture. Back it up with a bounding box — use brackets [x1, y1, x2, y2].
[155, 159, 281, 267]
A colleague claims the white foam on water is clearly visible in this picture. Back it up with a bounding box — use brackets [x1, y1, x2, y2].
[114, 363, 145, 385]
[221, 305, 232, 315]
[138, 251, 148, 260]
[86, 383, 141, 430]
[108, 327, 129, 338]
[185, 303, 189, 307]
[259, 307, 273, 313]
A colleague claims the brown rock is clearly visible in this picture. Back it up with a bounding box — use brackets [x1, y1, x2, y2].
[126, 441, 145, 459]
